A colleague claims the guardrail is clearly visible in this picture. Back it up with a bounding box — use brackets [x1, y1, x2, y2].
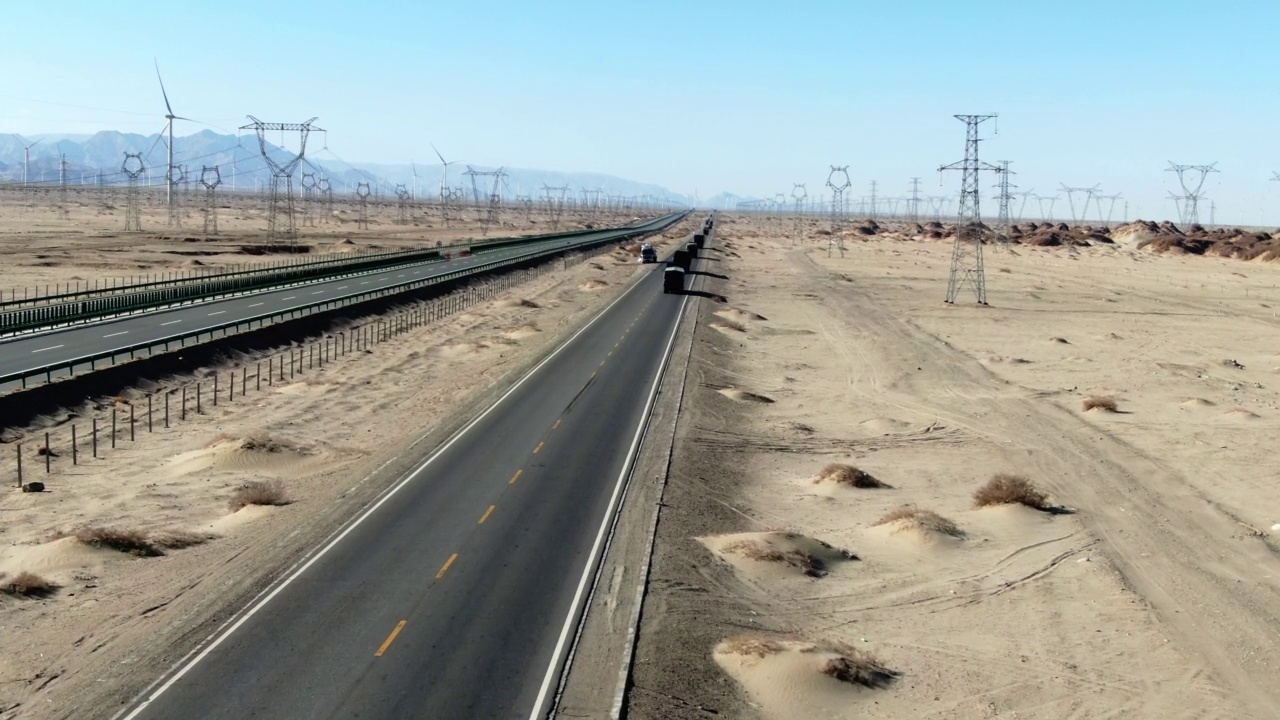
[0, 216, 669, 337]
[0, 211, 687, 393]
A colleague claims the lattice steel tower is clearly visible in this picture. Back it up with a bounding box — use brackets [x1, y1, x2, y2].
[356, 182, 371, 229]
[826, 166, 851, 230]
[300, 173, 317, 227]
[1166, 162, 1218, 226]
[992, 161, 1015, 251]
[240, 116, 322, 245]
[201, 166, 221, 235]
[122, 153, 145, 232]
[939, 114, 999, 304]
[908, 177, 922, 223]
[395, 183, 411, 225]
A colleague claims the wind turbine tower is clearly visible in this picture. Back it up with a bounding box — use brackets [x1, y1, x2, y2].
[154, 60, 193, 209]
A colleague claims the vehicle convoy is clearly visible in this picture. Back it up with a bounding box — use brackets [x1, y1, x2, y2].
[639, 243, 658, 263]
[663, 265, 685, 293]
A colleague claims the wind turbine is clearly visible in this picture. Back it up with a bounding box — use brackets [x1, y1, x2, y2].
[154, 59, 193, 207]
[411, 161, 419, 202]
[12, 134, 40, 186]
[431, 143, 456, 199]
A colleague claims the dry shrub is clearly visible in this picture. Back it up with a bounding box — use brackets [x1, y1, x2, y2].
[1, 571, 58, 598]
[821, 650, 899, 689]
[150, 530, 213, 550]
[817, 463, 890, 489]
[998, 267, 1012, 273]
[973, 474, 1050, 511]
[873, 505, 964, 537]
[516, 298, 540, 308]
[74, 527, 163, 557]
[721, 635, 786, 658]
[721, 540, 825, 577]
[229, 480, 291, 511]
[1082, 395, 1118, 412]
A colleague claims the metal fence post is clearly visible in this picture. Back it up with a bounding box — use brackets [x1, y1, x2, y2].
[44, 433, 50, 473]
[130, 401, 136, 441]
[257, 362, 262, 391]
[16, 443, 21, 488]
[213, 374, 218, 406]
[229, 372, 234, 402]
[91, 418, 97, 458]
[111, 407, 117, 448]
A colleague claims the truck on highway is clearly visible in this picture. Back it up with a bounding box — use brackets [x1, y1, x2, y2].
[638, 243, 658, 263]
[663, 266, 686, 294]
[672, 248, 691, 271]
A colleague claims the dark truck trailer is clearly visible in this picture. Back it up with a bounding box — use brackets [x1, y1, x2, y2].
[663, 266, 686, 294]
[673, 248, 691, 270]
[692, 233, 705, 248]
[685, 242, 698, 259]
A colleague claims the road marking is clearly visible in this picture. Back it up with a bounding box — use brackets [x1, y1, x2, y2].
[600, 360, 606, 367]
[338, 285, 348, 289]
[208, 311, 225, 316]
[160, 320, 181, 326]
[114, 236, 677, 719]
[478, 505, 495, 524]
[361, 281, 370, 285]
[103, 331, 128, 338]
[374, 620, 407, 657]
[283, 296, 296, 300]
[590, 371, 597, 379]
[608, 351, 613, 357]
[248, 302, 264, 308]
[397, 274, 405, 277]
[312, 291, 324, 295]
[552, 419, 562, 430]
[436, 553, 458, 579]
[31, 344, 64, 353]
[533, 441, 544, 454]
[510, 469, 523, 485]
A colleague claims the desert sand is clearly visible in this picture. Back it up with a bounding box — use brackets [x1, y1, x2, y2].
[0, 196, 694, 718]
[628, 215, 1280, 719]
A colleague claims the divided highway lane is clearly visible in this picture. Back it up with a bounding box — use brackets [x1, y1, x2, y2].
[120, 262, 689, 719]
[0, 217, 679, 381]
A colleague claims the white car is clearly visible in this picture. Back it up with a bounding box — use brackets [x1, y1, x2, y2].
[639, 243, 658, 263]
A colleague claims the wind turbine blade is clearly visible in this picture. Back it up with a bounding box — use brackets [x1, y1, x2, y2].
[154, 58, 174, 116]
[146, 126, 169, 159]
[430, 143, 447, 165]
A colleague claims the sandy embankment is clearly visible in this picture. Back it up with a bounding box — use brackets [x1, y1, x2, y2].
[0, 219, 693, 719]
[629, 217, 1280, 719]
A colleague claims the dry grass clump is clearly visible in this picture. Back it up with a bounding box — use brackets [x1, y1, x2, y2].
[973, 474, 1051, 511]
[721, 635, 786, 658]
[873, 505, 964, 537]
[1, 571, 59, 598]
[821, 649, 899, 689]
[816, 463, 890, 489]
[722, 540, 824, 576]
[73, 527, 164, 557]
[149, 529, 214, 550]
[228, 480, 291, 512]
[1082, 395, 1119, 412]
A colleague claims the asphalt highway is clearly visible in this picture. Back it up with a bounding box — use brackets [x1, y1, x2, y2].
[0, 214, 681, 383]
[120, 258, 690, 719]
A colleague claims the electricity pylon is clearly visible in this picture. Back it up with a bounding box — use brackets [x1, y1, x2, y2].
[356, 182, 371, 229]
[464, 166, 507, 235]
[1166, 162, 1218, 226]
[1059, 184, 1099, 223]
[395, 183, 410, 224]
[300, 173, 317, 227]
[201, 165, 221, 235]
[240, 116, 322, 245]
[908, 177, 922, 222]
[122, 153, 145, 232]
[939, 114, 999, 305]
[992, 161, 1015, 251]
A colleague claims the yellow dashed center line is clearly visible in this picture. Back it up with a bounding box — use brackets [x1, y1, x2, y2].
[478, 505, 495, 524]
[533, 441, 545, 454]
[436, 553, 458, 579]
[374, 620, 407, 657]
[552, 419, 562, 430]
[510, 469, 523, 485]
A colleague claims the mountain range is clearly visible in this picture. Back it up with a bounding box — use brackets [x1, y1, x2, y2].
[0, 130, 702, 206]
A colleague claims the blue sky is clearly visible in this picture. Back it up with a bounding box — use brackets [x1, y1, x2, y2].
[3, 0, 1279, 223]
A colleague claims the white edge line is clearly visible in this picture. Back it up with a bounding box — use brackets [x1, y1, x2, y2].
[527, 289, 687, 720]
[116, 251, 659, 720]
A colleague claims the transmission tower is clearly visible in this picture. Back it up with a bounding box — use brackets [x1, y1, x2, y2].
[240, 116, 322, 245]
[356, 182, 371, 229]
[464, 166, 507, 235]
[201, 165, 221, 235]
[1095, 193, 1122, 225]
[1036, 194, 1059, 221]
[992, 161, 1015, 250]
[1013, 189, 1035, 221]
[395, 183, 411, 225]
[939, 114, 999, 305]
[908, 178, 922, 222]
[122, 153, 145, 232]
[542, 184, 569, 229]
[1057, 184, 1099, 224]
[318, 177, 333, 222]
[790, 183, 807, 243]
[300, 173, 317, 227]
[826, 165, 851, 231]
[1166, 162, 1218, 226]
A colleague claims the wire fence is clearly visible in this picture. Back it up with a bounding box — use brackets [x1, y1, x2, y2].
[3, 241, 617, 490]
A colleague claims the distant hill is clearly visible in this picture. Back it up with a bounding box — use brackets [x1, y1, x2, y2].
[0, 129, 696, 207]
